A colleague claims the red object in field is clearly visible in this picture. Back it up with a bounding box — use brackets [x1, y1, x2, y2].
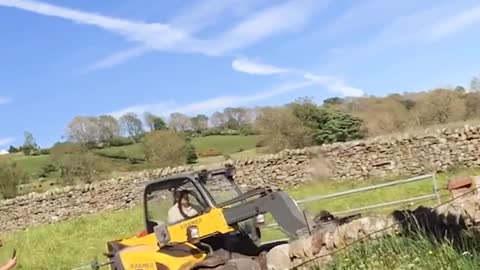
[447, 176, 472, 191]
[138, 230, 148, 237]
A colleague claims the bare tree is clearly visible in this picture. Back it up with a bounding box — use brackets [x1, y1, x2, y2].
[142, 130, 188, 167]
[66, 116, 101, 145]
[168, 112, 192, 131]
[119, 113, 144, 141]
[191, 114, 209, 132]
[349, 96, 414, 136]
[210, 111, 226, 128]
[413, 89, 466, 125]
[223, 107, 249, 129]
[464, 92, 480, 120]
[97, 115, 120, 143]
[144, 112, 156, 132]
[470, 76, 480, 92]
[256, 107, 311, 153]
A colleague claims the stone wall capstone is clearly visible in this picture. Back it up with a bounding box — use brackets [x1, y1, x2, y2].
[3, 125, 480, 233]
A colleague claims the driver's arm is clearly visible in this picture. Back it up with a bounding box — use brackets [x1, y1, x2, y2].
[167, 205, 182, 224]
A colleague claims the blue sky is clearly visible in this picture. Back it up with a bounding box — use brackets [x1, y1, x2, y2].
[1, 0, 480, 149]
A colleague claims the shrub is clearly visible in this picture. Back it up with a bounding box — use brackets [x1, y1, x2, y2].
[39, 148, 50, 155]
[197, 148, 222, 157]
[96, 150, 128, 160]
[239, 125, 258, 136]
[0, 159, 29, 199]
[127, 157, 145, 164]
[49, 143, 108, 185]
[39, 163, 57, 178]
[109, 136, 134, 147]
[256, 107, 312, 153]
[201, 128, 223, 136]
[142, 130, 188, 168]
[184, 144, 198, 164]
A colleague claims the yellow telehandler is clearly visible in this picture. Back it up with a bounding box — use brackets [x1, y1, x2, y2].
[100, 165, 343, 270]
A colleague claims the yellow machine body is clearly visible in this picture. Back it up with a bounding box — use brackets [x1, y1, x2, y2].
[108, 208, 236, 270]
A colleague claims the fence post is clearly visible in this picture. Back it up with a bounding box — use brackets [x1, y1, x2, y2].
[432, 172, 441, 204]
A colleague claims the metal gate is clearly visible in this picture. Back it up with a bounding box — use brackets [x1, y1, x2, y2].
[264, 173, 441, 230]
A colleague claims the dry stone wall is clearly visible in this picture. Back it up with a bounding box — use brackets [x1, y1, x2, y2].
[3, 125, 480, 232]
[320, 125, 480, 180]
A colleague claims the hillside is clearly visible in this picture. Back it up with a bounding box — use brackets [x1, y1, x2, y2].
[2, 135, 259, 195]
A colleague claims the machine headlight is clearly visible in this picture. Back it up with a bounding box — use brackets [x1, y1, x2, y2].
[187, 226, 200, 243]
[256, 214, 265, 225]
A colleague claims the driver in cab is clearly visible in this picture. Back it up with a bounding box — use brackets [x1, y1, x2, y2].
[167, 190, 202, 224]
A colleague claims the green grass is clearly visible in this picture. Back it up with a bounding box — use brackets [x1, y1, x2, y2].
[6, 153, 52, 177]
[2, 167, 479, 269]
[191, 135, 258, 154]
[94, 143, 144, 160]
[1, 135, 260, 195]
[197, 148, 260, 165]
[323, 233, 480, 270]
[0, 208, 144, 270]
[259, 167, 480, 241]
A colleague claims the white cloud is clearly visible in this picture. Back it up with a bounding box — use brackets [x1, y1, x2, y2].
[428, 5, 480, 40]
[0, 0, 323, 69]
[0, 150, 8, 155]
[231, 58, 364, 97]
[303, 73, 364, 97]
[0, 137, 14, 147]
[197, 0, 323, 55]
[0, 0, 190, 50]
[109, 80, 316, 117]
[232, 57, 289, 75]
[85, 46, 150, 71]
[0, 97, 11, 104]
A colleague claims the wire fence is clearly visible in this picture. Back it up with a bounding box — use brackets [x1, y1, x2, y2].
[290, 184, 480, 269]
[264, 173, 440, 232]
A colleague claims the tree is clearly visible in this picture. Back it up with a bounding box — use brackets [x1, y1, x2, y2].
[289, 97, 365, 143]
[153, 117, 167, 131]
[0, 159, 29, 199]
[144, 112, 167, 131]
[168, 112, 192, 131]
[470, 76, 480, 92]
[22, 131, 39, 155]
[184, 144, 198, 164]
[312, 109, 365, 144]
[464, 92, 480, 120]
[66, 116, 101, 146]
[142, 130, 190, 167]
[345, 96, 413, 136]
[144, 112, 156, 132]
[97, 115, 120, 144]
[49, 143, 107, 184]
[412, 89, 465, 125]
[454, 85, 466, 93]
[210, 111, 226, 128]
[119, 113, 144, 141]
[255, 107, 311, 153]
[7, 145, 18, 154]
[191, 114, 209, 133]
[323, 97, 344, 107]
[223, 107, 249, 130]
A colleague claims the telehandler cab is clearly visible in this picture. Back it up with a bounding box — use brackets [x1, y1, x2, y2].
[102, 164, 328, 270]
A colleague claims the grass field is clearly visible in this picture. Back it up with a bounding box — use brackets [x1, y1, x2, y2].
[2, 135, 260, 195]
[1, 167, 477, 269]
[324, 233, 480, 270]
[191, 135, 258, 154]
